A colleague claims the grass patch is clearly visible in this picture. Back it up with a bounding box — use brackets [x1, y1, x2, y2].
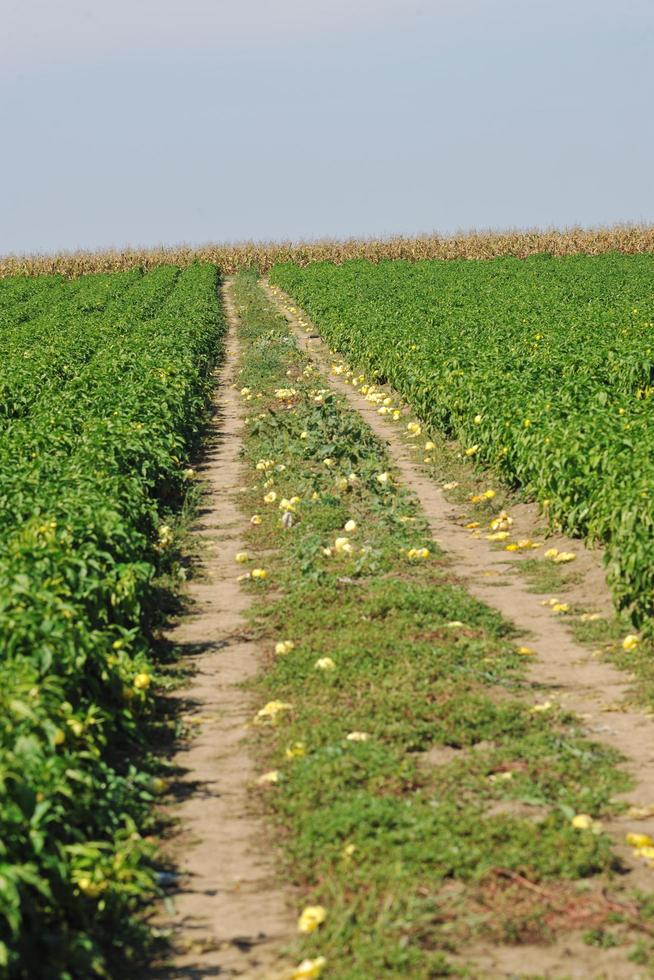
[518, 557, 583, 594]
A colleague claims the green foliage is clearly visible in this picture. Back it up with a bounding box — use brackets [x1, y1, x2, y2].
[0, 265, 224, 976]
[270, 255, 654, 627]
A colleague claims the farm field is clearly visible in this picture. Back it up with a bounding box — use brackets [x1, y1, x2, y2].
[270, 255, 654, 627]
[5, 250, 654, 978]
[0, 265, 223, 976]
[150, 267, 654, 980]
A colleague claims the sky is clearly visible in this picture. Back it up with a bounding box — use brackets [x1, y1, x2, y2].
[1, 0, 653, 254]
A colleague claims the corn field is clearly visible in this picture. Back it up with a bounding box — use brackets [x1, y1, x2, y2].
[2, 224, 654, 279]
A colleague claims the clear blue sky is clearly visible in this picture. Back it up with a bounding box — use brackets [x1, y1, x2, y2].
[2, 0, 653, 254]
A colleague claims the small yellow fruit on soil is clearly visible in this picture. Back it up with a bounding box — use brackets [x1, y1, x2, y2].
[257, 770, 279, 785]
[314, 657, 336, 671]
[298, 905, 327, 933]
[572, 813, 602, 833]
[626, 833, 654, 848]
[407, 547, 430, 559]
[255, 700, 292, 724]
[251, 568, 267, 580]
[291, 957, 327, 980]
[623, 634, 640, 652]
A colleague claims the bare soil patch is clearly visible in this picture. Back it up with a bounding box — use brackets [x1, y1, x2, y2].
[155, 281, 294, 978]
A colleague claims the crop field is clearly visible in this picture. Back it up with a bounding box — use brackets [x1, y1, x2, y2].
[270, 255, 654, 626]
[6, 247, 654, 978]
[0, 265, 223, 975]
[2, 224, 654, 280]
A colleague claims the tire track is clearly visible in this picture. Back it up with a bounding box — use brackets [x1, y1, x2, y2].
[155, 280, 293, 979]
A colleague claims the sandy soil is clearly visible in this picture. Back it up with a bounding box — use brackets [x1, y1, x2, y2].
[155, 281, 294, 978]
[265, 279, 654, 980]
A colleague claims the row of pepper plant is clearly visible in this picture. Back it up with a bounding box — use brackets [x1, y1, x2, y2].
[0, 264, 223, 977]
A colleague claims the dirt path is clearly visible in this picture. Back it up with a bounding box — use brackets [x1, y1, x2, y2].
[264, 280, 654, 978]
[157, 280, 293, 978]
